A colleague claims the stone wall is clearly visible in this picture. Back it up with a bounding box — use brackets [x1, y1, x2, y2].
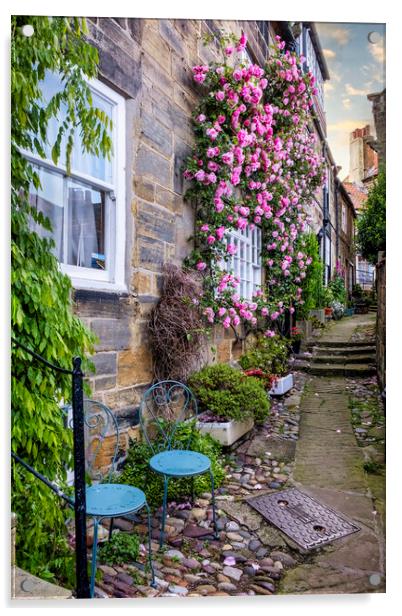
[376, 254, 386, 392]
[367, 90, 386, 166]
[73, 18, 274, 441]
[337, 188, 356, 293]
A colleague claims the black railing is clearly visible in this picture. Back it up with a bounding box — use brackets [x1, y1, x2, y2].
[11, 337, 90, 599]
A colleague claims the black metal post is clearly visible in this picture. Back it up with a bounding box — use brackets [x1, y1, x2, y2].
[71, 357, 90, 599]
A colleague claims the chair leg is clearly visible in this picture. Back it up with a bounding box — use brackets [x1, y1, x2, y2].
[90, 518, 99, 598]
[191, 475, 195, 505]
[208, 469, 219, 540]
[160, 475, 169, 550]
[144, 501, 157, 588]
[108, 518, 114, 542]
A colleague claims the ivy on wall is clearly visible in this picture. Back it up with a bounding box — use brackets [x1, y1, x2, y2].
[183, 32, 325, 337]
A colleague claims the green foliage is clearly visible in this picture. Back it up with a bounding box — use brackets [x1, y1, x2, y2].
[297, 233, 324, 316]
[352, 284, 363, 299]
[357, 169, 386, 264]
[119, 421, 225, 507]
[188, 363, 270, 424]
[11, 16, 112, 582]
[327, 274, 347, 304]
[322, 285, 334, 306]
[239, 336, 290, 377]
[363, 461, 384, 475]
[98, 532, 140, 566]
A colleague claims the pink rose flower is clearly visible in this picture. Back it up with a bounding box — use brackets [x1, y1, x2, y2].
[223, 316, 231, 329]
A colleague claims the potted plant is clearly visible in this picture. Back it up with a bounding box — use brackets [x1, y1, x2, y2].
[322, 286, 334, 319]
[188, 363, 270, 446]
[239, 335, 293, 397]
[290, 326, 303, 354]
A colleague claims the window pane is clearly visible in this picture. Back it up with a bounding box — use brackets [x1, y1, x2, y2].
[40, 72, 68, 162]
[66, 179, 106, 270]
[72, 91, 113, 183]
[40, 72, 113, 184]
[29, 166, 64, 261]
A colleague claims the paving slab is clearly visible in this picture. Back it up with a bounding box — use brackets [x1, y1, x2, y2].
[12, 567, 73, 599]
[280, 314, 385, 595]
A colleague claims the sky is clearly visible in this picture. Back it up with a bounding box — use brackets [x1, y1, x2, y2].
[315, 22, 386, 180]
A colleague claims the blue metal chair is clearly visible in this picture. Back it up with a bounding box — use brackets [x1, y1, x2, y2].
[139, 381, 219, 549]
[66, 399, 156, 597]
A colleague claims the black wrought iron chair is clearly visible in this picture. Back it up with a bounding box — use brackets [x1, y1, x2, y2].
[65, 399, 156, 597]
[139, 381, 219, 549]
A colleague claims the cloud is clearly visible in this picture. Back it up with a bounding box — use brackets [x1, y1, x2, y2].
[323, 48, 336, 59]
[361, 62, 385, 90]
[328, 119, 372, 135]
[342, 98, 352, 110]
[369, 38, 385, 64]
[345, 83, 368, 96]
[327, 66, 342, 83]
[316, 23, 351, 46]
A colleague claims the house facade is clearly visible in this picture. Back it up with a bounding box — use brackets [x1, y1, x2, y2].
[343, 123, 380, 291]
[28, 18, 354, 447]
[336, 180, 356, 294]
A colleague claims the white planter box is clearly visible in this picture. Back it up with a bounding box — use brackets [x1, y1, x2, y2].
[196, 416, 254, 446]
[309, 309, 325, 324]
[269, 373, 294, 396]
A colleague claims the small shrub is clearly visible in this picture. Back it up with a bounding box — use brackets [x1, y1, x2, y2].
[119, 420, 225, 508]
[296, 232, 325, 316]
[328, 274, 347, 304]
[239, 336, 290, 377]
[98, 531, 140, 566]
[188, 363, 270, 424]
[363, 461, 383, 475]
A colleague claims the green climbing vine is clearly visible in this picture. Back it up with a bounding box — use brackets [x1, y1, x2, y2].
[11, 16, 112, 584]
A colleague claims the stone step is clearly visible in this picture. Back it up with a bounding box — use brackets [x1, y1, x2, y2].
[312, 340, 376, 348]
[309, 363, 377, 377]
[313, 354, 375, 364]
[313, 345, 375, 355]
[12, 566, 73, 599]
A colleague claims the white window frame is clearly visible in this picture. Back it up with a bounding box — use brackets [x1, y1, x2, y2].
[225, 226, 262, 300]
[239, 47, 253, 66]
[23, 76, 126, 292]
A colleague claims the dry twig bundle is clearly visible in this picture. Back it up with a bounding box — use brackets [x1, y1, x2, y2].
[148, 264, 206, 381]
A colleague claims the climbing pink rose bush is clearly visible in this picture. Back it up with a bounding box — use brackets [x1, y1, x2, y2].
[184, 32, 325, 336]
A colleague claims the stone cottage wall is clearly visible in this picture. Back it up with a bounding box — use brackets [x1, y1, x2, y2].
[72, 18, 274, 452]
[376, 254, 386, 392]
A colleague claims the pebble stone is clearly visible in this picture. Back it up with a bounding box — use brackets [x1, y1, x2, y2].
[87, 373, 310, 598]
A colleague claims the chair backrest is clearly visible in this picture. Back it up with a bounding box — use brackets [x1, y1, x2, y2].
[139, 381, 198, 454]
[64, 399, 119, 483]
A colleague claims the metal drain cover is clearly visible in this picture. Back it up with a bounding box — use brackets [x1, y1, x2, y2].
[247, 488, 360, 550]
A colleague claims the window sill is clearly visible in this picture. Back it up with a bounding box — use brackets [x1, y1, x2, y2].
[69, 277, 128, 294]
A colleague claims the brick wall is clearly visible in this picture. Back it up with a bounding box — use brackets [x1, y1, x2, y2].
[73, 18, 274, 438]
